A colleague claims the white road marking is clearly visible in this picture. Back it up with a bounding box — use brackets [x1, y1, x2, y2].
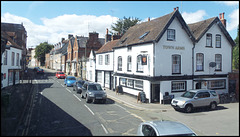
[101, 124, 108, 134]
[61, 84, 64, 87]
[73, 94, 81, 101]
[84, 104, 95, 115]
[66, 88, 72, 93]
[114, 104, 126, 110]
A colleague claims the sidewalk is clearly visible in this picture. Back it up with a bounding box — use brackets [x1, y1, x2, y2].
[105, 88, 173, 111]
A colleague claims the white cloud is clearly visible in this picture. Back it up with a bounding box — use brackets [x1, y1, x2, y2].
[182, 10, 207, 24]
[227, 8, 239, 31]
[1, 12, 118, 48]
[219, 1, 239, 6]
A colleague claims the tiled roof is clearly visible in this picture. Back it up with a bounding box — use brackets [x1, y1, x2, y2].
[96, 39, 119, 54]
[188, 17, 216, 41]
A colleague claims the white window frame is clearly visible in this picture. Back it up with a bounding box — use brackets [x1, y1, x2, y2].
[172, 81, 186, 92]
[167, 29, 175, 41]
[134, 80, 143, 90]
[99, 55, 103, 65]
[215, 54, 222, 71]
[196, 53, 204, 71]
[172, 54, 181, 74]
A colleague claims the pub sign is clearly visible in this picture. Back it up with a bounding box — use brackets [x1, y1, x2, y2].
[142, 55, 147, 65]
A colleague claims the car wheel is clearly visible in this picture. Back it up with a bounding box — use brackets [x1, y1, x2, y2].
[185, 104, 193, 113]
[210, 102, 217, 110]
[81, 93, 85, 98]
[86, 96, 92, 103]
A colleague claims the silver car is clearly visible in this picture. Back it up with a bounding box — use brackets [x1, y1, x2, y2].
[137, 120, 197, 136]
[171, 89, 220, 113]
[81, 82, 107, 104]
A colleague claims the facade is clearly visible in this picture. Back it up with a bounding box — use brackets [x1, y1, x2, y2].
[1, 45, 22, 88]
[112, 9, 234, 104]
[86, 50, 96, 82]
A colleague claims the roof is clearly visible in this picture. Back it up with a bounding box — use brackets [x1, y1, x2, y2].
[188, 17, 235, 46]
[147, 121, 195, 136]
[77, 37, 88, 48]
[96, 39, 119, 54]
[114, 10, 194, 48]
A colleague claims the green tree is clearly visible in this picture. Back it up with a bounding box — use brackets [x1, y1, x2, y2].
[233, 25, 239, 70]
[34, 42, 54, 66]
[111, 16, 141, 35]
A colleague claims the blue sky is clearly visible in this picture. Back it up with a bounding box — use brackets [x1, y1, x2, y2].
[1, 1, 239, 48]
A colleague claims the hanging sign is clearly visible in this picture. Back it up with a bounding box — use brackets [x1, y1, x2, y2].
[142, 55, 147, 65]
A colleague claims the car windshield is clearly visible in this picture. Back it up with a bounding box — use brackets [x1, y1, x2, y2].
[88, 84, 103, 91]
[58, 72, 64, 74]
[181, 91, 196, 98]
[68, 77, 76, 80]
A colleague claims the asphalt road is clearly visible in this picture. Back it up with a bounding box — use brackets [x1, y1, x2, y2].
[18, 69, 143, 136]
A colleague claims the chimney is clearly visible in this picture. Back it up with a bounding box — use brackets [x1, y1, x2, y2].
[174, 7, 179, 11]
[89, 32, 99, 41]
[111, 34, 121, 41]
[148, 17, 150, 22]
[219, 12, 226, 28]
[68, 34, 73, 39]
[61, 38, 65, 42]
[105, 28, 112, 43]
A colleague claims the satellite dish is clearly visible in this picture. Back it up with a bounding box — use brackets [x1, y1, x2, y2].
[209, 62, 216, 67]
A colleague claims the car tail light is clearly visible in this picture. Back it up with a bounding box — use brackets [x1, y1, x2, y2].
[37, 71, 39, 72]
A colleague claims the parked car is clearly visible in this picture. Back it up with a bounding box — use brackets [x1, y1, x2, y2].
[36, 68, 44, 74]
[73, 80, 85, 94]
[34, 67, 40, 71]
[56, 71, 65, 79]
[171, 89, 220, 113]
[137, 120, 197, 136]
[81, 82, 107, 103]
[64, 76, 76, 87]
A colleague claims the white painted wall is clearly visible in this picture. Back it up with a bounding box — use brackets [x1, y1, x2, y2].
[96, 52, 113, 71]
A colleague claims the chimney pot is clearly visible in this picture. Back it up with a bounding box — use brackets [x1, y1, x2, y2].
[106, 28, 108, 34]
[176, 7, 179, 10]
[148, 17, 150, 22]
[222, 12, 225, 19]
[174, 8, 176, 11]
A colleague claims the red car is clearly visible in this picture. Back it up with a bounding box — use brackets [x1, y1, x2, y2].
[56, 72, 65, 79]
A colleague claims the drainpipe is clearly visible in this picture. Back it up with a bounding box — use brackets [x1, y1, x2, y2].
[192, 42, 195, 89]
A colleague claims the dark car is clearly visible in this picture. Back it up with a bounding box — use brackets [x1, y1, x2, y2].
[81, 82, 107, 104]
[34, 67, 40, 71]
[36, 68, 44, 74]
[73, 80, 85, 94]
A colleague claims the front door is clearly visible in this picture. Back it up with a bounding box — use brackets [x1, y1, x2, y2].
[196, 82, 201, 89]
[151, 84, 160, 103]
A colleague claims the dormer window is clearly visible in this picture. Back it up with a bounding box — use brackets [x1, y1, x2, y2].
[167, 29, 175, 41]
[206, 33, 212, 47]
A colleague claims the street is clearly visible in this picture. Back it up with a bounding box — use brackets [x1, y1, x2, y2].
[16, 67, 239, 136]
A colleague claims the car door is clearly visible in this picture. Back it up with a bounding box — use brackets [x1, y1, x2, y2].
[192, 92, 205, 107]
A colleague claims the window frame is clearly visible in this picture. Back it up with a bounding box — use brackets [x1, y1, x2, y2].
[12, 52, 15, 66]
[118, 56, 122, 71]
[171, 81, 187, 92]
[216, 34, 221, 48]
[99, 55, 103, 65]
[206, 33, 212, 47]
[137, 55, 143, 73]
[127, 55, 132, 72]
[105, 54, 110, 65]
[167, 29, 176, 41]
[172, 54, 181, 74]
[196, 53, 204, 71]
[215, 54, 222, 71]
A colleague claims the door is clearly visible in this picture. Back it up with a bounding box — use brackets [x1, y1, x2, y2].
[151, 84, 160, 103]
[196, 82, 201, 89]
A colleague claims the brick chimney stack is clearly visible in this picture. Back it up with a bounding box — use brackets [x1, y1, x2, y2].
[148, 17, 150, 22]
[174, 7, 179, 11]
[105, 28, 112, 43]
[219, 12, 226, 28]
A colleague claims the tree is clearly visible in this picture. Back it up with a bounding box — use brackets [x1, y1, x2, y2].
[111, 16, 141, 35]
[233, 25, 239, 70]
[34, 42, 54, 66]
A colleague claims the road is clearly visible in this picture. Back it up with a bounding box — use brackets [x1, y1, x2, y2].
[17, 68, 143, 136]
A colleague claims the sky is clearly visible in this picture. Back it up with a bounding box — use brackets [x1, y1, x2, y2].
[1, 1, 239, 49]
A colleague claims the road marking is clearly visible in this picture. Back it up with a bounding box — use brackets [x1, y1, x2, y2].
[73, 94, 81, 101]
[61, 84, 64, 87]
[115, 104, 126, 110]
[66, 88, 72, 93]
[84, 104, 95, 115]
[101, 124, 108, 134]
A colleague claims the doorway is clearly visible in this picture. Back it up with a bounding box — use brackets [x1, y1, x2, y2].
[151, 84, 160, 103]
[196, 82, 201, 89]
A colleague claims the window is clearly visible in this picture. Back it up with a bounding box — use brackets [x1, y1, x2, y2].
[127, 46, 132, 52]
[216, 34, 221, 48]
[89, 71, 92, 81]
[118, 56, 122, 71]
[127, 56, 132, 72]
[137, 55, 143, 72]
[4, 51, 7, 65]
[167, 29, 175, 41]
[208, 79, 226, 89]
[135, 80, 143, 90]
[196, 92, 210, 98]
[16, 53, 19, 66]
[196, 53, 204, 71]
[99, 55, 103, 65]
[105, 54, 110, 65]
[139, 31, 150, 40]
[206, 33, 212, 47]
[172, 55, 181, 74]
[215, 54, 222, 71]
[127, 79, 133, 88]
[12, 52, 15, 66]
[172, 81, 186, 92]
[120, 78, 126, 86]
[105, 72, 109, 85]
[142, 125, 157, 136]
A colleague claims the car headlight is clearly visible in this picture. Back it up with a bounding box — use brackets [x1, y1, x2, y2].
[67, 81, 70, 83]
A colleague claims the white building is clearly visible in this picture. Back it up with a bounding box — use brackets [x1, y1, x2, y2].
[1, 45, 22, 89]
[111, 9, 234, 104]
[86, 50, 96, 82]
[95, 39, 119, 89]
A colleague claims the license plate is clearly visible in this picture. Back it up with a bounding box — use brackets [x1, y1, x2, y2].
[96, 97, 102, 99]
